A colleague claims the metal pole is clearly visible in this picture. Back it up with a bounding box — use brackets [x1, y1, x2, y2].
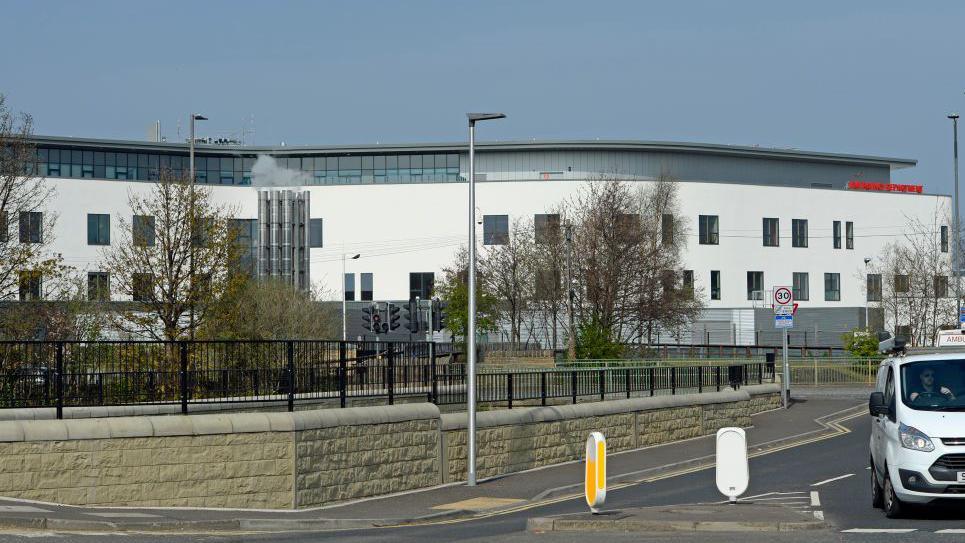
[467, 120, 478, 486]
[782, 327, 789, 408]
[565, 222, 576, 359]
[342, 252, 347, 341]
[951, 114, 960, 325]
[189, 115, 195, 340]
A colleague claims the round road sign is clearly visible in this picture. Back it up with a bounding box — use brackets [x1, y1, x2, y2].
[773, 287, 793, 306]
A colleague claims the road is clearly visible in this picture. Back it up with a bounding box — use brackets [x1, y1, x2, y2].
[0, 401, 963, 542]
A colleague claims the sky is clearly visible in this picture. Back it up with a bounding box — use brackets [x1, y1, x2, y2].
[2, 0, 964, 194]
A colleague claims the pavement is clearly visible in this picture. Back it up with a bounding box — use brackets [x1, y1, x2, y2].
[0, 396, 864, 537]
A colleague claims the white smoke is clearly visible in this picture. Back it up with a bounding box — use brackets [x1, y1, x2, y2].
[250, 155, 311, 188]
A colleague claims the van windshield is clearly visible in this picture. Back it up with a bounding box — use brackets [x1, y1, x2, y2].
[901, 360, 965, 411]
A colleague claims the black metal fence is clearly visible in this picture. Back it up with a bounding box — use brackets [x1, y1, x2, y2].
[0, 340, 774, 418]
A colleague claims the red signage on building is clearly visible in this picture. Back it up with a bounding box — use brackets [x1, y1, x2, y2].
[847, 180, 923, 193]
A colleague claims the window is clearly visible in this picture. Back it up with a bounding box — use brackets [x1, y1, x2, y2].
[483, 215, 509, 245]
[133, 215, 155, 247]
[681, 270, 694, 296]
[661, 214, 674, 245]
[699, 215, 719, 245]
[19, 212, 42, 243]
[934, 275, 949, 298]
[0, 211, 7, 242]
[360, 273, 373, 301]
[18, 271, 41, 301]
[793, 272, 809, 301]
[894, 274, 910, 293]
[747, 271, 763, 300]
[535, 267, 560, 300]
[824, 273, 840, 301]
[344, 273, 355, 301]
[616, 213, 640, 238]
[762, 218, 779, 247]
[87, 214, 110, 245]
[409, 272, 434, 300]
[191, 217, 213, 248]
[132, 273, 153, 302]
[87, 272, 109, 301]
[941, 225, 949, 253]
[309, 218, 323, 248]
[710, 270, 721, 300]
[846, 221, 854, 250]
[833, 221, 841, 249]
[867, 273, 882, 302]
[791, 219, 808, 248]
[895, 325, 911, 340]
[534, 214, 560, 244]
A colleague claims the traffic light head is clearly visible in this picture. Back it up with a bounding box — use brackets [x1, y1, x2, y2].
[432, 299, 448, 332]
[361, 305, 373, 331]
[404, 300, 420, 333]
[388, 303, 401, 331]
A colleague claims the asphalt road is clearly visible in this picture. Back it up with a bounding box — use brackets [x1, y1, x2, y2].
[1, 405, 963, 542]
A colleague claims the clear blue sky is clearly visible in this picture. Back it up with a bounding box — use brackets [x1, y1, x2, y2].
[2, 0, 963, 194]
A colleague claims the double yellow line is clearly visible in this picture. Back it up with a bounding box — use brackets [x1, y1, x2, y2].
[397, 405, 866, 528]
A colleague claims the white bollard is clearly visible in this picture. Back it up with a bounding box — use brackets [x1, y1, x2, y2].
[715, 427, 749, 503]
[585, 432, 607, 513]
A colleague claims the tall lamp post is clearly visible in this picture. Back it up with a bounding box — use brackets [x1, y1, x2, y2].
[951, 113, 960, 326]
[466, 112, 505, 486]
[342, 252, 361, 341]
[188, 113, 207, 340]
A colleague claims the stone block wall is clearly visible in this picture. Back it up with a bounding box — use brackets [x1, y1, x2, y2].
[293, 405, 441, 507]
[0, 385, 780, 509]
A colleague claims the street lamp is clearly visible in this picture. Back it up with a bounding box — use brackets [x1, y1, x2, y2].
[342, 252, 361, 341]
[950, 114, 961, 326]
[864, 257, 872, 329]
[466, 112, 505, 487]
[188, 113, 207, 340]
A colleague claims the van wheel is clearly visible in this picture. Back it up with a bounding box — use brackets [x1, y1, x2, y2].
[871, 462, 884, 509]
[883, 474, 903, 518]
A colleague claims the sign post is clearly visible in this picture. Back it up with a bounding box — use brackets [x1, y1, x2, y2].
[773, 286, 794, 409]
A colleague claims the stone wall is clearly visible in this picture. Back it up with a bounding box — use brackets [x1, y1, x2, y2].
[0, 384, 780, 509]
[293, 405, 441, 507]
[441, 385, 779, 483]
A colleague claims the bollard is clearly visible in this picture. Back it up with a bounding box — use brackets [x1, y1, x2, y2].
[585, 432, 607, 513]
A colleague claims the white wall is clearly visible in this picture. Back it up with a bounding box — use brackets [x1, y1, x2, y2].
[38, 176, 950, 314]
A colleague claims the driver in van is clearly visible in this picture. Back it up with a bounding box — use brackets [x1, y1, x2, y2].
[908, 367, 956, 402]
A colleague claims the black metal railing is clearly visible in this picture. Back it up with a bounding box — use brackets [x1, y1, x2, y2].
[0, 340, 774, 418]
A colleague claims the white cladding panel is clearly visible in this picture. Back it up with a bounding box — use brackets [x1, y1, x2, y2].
[38, 177, 949, 316]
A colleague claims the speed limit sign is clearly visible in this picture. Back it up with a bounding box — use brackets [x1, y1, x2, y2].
[773, 286, 793, 307]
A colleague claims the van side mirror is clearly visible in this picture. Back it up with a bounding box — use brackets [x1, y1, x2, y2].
[869, 392, 888, 416]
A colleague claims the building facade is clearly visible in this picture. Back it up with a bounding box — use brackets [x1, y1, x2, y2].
[22, 136, 950, 346]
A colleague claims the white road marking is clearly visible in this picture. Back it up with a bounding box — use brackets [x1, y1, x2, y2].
[841, 528, 917, 533]
[810, 491, 821, 507]
[813, 510, 824, 520]
[812, 473, 854, 486]
[0, 505, 53, 513]
[936, 529, 965, 534]
[83, 512, 162, 518]
[751, 496, 810, 501]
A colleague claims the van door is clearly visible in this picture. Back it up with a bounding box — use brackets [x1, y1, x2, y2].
[872, 365, 888, 468]
[880, 367, 899, 463]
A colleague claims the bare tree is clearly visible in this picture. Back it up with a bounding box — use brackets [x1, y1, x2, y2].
[530, 205, 568, 350]
[870, 208, 955, 346]
[0, 95, 59, 300]
[568, 175, 703, 347]
[101, 172, 243, 341]
[480, 217, 536, 345]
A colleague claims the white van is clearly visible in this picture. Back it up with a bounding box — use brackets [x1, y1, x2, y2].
[869, 330, 965, 518]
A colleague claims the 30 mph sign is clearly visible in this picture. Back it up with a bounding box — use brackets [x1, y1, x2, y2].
[773, 286, 793, 307]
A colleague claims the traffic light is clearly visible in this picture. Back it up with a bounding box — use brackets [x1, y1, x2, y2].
[361, 304, 373, 331]
[388, 302, 401, 331]
[432, 298, 447, 332]
[371, 304, 383, 334]
[404, 301, 420, 333]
